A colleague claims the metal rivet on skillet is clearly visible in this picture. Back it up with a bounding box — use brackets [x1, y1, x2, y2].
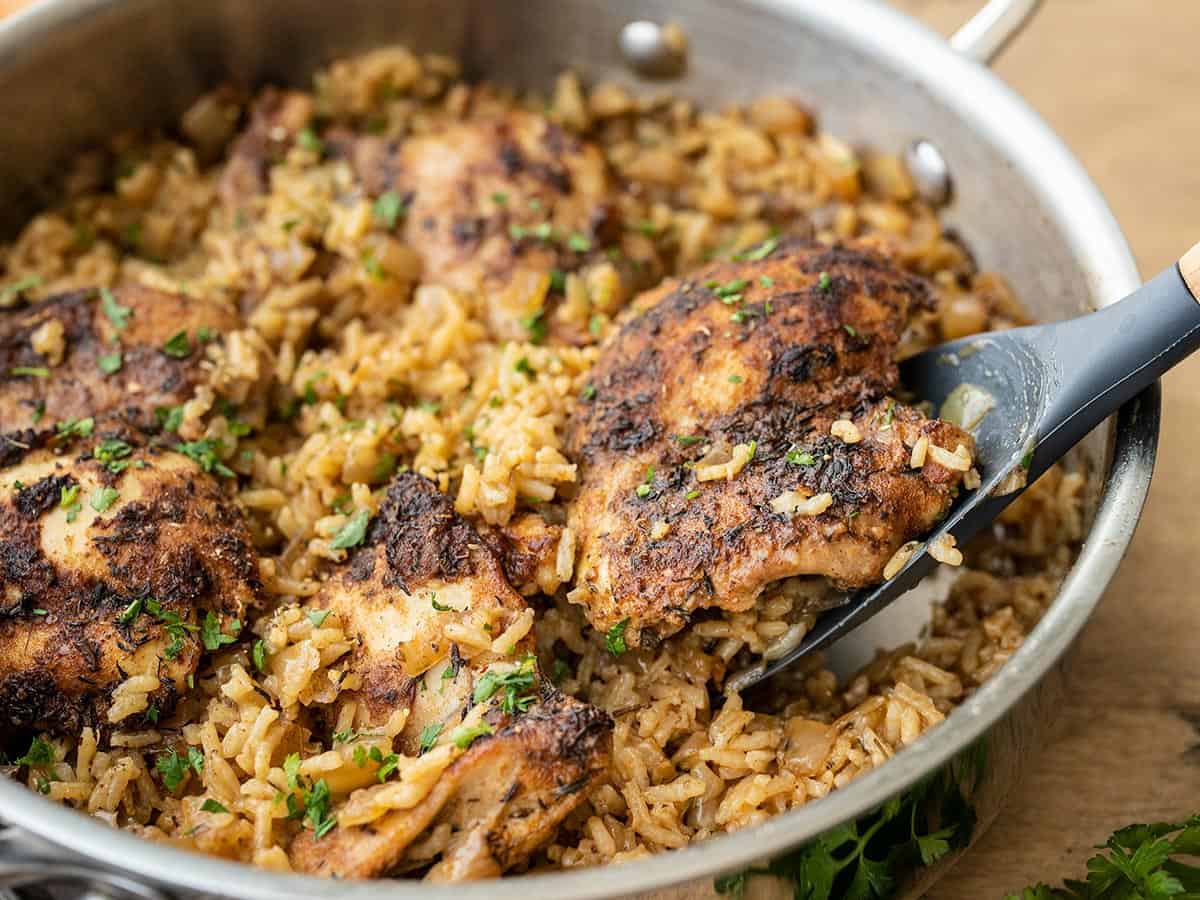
[619, 20, 688, 79]
[905, 139, 954, 207]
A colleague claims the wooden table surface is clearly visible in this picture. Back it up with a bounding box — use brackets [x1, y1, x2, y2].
[1, 0, 1197, 897]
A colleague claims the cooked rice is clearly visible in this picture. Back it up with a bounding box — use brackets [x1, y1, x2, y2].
[0, 45, 1079, 876]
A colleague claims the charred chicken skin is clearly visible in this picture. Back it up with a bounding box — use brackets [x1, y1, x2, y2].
[566, 240, 974, 647]
[291, 472, 611, 880]
[0, 429, 258, 736]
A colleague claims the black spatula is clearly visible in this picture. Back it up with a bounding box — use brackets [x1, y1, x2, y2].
[731, 243, 1200, 690]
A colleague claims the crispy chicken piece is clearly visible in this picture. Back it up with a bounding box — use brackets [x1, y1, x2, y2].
[291, 473, 610, 880]
[0, 429, 259, 735]
[566, 241, 974, 647]
[0, 284, 241, 433]
[482, 512, 569, 597]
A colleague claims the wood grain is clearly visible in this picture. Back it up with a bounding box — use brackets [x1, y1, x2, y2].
[1, 1, 1197, 897]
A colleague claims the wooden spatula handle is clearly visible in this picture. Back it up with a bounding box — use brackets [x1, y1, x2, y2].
[1179, 241, 1200, 301]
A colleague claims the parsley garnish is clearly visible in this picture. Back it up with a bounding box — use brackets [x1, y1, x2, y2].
[605, 618, 630, 655]
[372, 191, 407, 228]
[844, 324, 858, 338]
[735, 236, 780, 261]
[55, 417, 94, 440]
[59, 484, 82, 522]
[491, 192, 508, 205]
[16, 737, 55, 768]
[675, 435, 705, 446]
[156, 746, 203, 792]
[514, 356, 535, 377]
[473, 655, 538, 714]
[567, 232, 592, 252]
[9, 367, 48, 378]
[100, 287, 131, 330]
[31, 400, 44, 424]
[117, 598, 143, 624]
[95, 438, 133, 473]
[252, 639, 267, 672]
[161, 330, 192, 359]
[451, 722, 494, 750]
[306, 609, 331, 628]
[200, 610, 241, 651]
[418, 723, 443, 755]
[155, 406, 184, 432]
[330, 509, 370, 550]
[296, 127, 324, 155]
[332, 729, 357, 744]
[174, 439, 234, 477]
[1, 275, 43, 304]
[728, 374, 744, 383]
[787, 448, 816, 467]
[818, 271, 832, 292]
[200, 799, 228, 814]
[98, 351, 122, 375]
[549, 269, 566, 293]
[580, 383, 597, 402]
[522, 308, 548, 344]
[686, 490, 701, 500]
[89, 487, 120, 513]
[431, 594, 451, 612]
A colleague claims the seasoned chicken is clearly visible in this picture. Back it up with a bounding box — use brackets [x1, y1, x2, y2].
[291, 473, 611, 880]
[482, 512, 569, 597]
[0, 284, 241, 433]
[218, 89, 657, 341]
[0, 428, 259, 736]
[566, 241, 974, 647]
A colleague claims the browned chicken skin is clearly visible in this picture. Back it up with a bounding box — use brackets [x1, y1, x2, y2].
[0, 284, 240, 433]
[222, 89, 657, 340]
[0, 428, 259, 736]
[566, 241, 973, 647]
[292, 473, 611, 879]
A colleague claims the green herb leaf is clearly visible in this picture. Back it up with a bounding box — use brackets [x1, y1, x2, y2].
[200, 610, 241, 651]
[1, 275, 43, 304]
[162, 330, 192, 359]
[330, 509, 371, 550]
[567, 232, 592, 252]
[95, 438, 134, 473]
[418, 722, 443, 755]
[605, 618, 630, 655]
[306, 609, 331, 628]
[16, 737, 55, 768]
[735, 236, 779, 262]
[451, 722, 494, 749]
[580, 383, 597, 402]
[9, 367, 48, 378]
[522, 308, 548, 344]
[252, 639, 267, 672]
[431, 594, 451, 612]
[818, 271, 832, 292]
[786, 448, 816, 467]
[175, 439, 235, 478]
[201, 799, 229, 814]
[100, 287, 132, 330]
[472, 655, 537, 713]
[727, 374, 744, 383]
[55, 417, 94, 440]
[514, 356, 535, 377]
[283, 753, 302, 790]
[117, 598, 143, 624]
[89, 486, 120, 513]
[372, 191, 407, 228]
[98, 351, 123, 375]
[155, 406, 184, 433]
[674, 435, 704, 446]
[296, 127, 324, 155]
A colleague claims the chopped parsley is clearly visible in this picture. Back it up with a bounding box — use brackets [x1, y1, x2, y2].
[588, 314, 605, 338]
[372, 191, 407, 228]
[196, 326, 215, 344]
[332, 729, 358, 744]
[156, 746, 204, 792]
[550, 658, 571, 684]
[117, 598, 143, 624]
[580, 383, 597, 402]
[567, 232, 592, 253]
[353, 745, 368, 767]
[728, 374, 744, 384]
[473, 655, 538, 714]
[56, 416, 94, 440]
[161, 330, 192, 359]
[174, 439, 234, 477]
[95, 438, 134, 473]
[686, 490, 701, 500]
[31, 400, 45, 424]
[818, 271, 832, 292]
[98, 351, 123, 375]
[16, 737, 55, 768]
[306, 609, 331, 628]
[605, 618, 630, 655]
[431, 594, 451, 612]
[1, 275, 43, 304]
[375, 753, 401, 783]
[735, 236, 780, 261]
[146, 705, 159, 723]
[9, 367, 48, 378]
[548, 269, 567, 292]
[417, 723, 443, 755]
[451, 722, 494, 750]
[787, 448, 816, 467]
[59, 484, 82, 522]
[759, 275, 775, 288]
[200, 799, 228, 814]
[330, 509, 371, 550]
[361, 251, 386, 281]
[89, 487, 120, 513]
[522, 308, 548, 344]
[514, 356, 535, 377]
[252, 639, 267, 672]
[291, 777, 336, 839]
[296, 127, 324, 155]
[490, 191, 508, 205]
[714, 278, 749, 300]
[100, 287, 132, 330]
[155, 405, 184, 432]
[200, 610, 241, 651]
[844, 324, 858, 338]
[635, 466, 655, 499]
[675, 435, 705, 446]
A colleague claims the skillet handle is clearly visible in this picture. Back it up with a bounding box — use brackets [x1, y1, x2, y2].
[0, 826, 171, 900]
[949, 0, 1042, 64]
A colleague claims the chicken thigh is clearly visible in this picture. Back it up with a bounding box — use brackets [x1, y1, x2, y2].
[290, 472, 610, 880]
[566, 240, 974, 647]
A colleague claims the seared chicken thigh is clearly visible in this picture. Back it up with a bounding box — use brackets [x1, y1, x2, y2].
[291, 473, 611, 880]
[0, 284, 240, 433]
[566, 241, 974, 647]
[0, 429, 259, 735]
[221, 88, 655, 341]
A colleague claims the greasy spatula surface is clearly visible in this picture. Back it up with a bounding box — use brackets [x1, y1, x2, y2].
[730, 242, 1200, 690]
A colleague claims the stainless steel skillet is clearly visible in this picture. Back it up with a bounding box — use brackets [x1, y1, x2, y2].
[0, 1, 1155, 898]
